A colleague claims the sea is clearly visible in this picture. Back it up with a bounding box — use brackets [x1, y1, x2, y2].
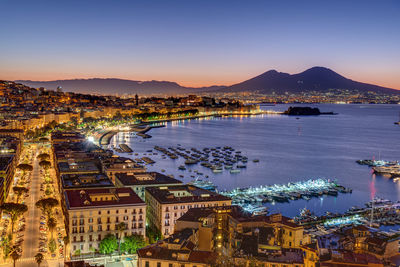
[110, 104, 400, 217]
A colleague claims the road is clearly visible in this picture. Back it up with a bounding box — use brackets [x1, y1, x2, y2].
[18, 146, 41, 267]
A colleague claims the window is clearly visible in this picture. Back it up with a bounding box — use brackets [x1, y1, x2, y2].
[98, 211, 101, 215]
[125, 209, 127, 213]
[88, 218, 93, 223]
[98, 225, 102, 231]
[157, 263, 161, 267]
[89, 235, 92, 241]
[98, 234, 101, 241]
[107, 210, 110, 214]
[80, 236, 83, 242]
[116, 210, 119, 214]
[145, 262, 149, 267]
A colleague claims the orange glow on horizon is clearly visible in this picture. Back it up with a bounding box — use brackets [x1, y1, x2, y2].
[1, 70, 399, 90]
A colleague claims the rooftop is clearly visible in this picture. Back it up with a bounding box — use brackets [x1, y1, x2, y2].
[145, 185, 231, 204]
[65, 187, 144, 209]
[51, 131, 86, 142]
[177, 205, 250, 223]
[138, 245, 217, 265]
[58, 160, 100, 174]
[116, 172, 182, 186]
[61, 173, 114, 189]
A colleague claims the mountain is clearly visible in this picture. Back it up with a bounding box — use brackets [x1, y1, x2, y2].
[15, 78, 225, 95]
[16, 67, 398, 95]
[224, 67, 399, 94]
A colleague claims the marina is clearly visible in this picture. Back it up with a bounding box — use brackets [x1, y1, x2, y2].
[154, 145, 254, 174]
[357, 158, 400, 177]
[110, 104, 400, 218]
[220, 178, 352, 214]
[295, 197, 400, 237]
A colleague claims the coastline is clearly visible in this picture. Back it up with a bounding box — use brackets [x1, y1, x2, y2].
[98, 110, 277, 145]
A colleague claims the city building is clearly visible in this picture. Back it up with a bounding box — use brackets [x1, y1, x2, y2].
[145, 185, 231, 237]
[101, 156, 146, 184]
[0, 135, 21, 204]
[137, 228, 218, 267]
[63, 187, 146, 255]
[115, 171, 182, 200]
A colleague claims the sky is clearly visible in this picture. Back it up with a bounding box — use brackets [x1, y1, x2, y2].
[0, 0, 399, 89]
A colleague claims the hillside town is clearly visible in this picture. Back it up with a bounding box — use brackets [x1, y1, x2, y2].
[0, 80, 399, 267]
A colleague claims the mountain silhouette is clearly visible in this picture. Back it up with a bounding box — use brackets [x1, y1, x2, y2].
[15, 78, 224, 95]
[224, 67, 398, 94]
[16, 67, 398, 95]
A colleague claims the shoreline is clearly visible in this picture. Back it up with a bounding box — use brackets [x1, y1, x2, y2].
[99, 111, 276, 145]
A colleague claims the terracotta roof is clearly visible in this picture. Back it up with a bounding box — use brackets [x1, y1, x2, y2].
[65, 187, 145, 209]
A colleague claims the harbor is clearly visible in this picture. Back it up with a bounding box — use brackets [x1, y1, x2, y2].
[215, 178, 351, 215]
[294, 197, 400, 238]
[154, 144, 258, 174]
[357, 159, 400, 177]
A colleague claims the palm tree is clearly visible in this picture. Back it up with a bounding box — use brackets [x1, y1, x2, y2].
[35, 253, 44, 267]
[0, 202, 28, 234]
[10, 250, 20, 267]
[115, 222, 126, 254]
[47, 217, 57, 238]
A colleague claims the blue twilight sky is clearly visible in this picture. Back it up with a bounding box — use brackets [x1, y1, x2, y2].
[0, 0, 399, 88]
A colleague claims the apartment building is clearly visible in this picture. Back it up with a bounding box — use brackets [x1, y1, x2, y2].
[115, 171, 182, 200]
[145, 185, 231, 237]
[63, 187, 146, 255]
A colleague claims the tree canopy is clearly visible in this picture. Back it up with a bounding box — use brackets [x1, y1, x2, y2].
[35, 198, 58, 218]
[99, 234, 118, 255]
[121, 234, 146, 254]
[38, 153, 50, 161]
[12, 187, 29, 202]
[17, 164, 33, 172]
[0, 202, 28, 233]
[39, 160, 51, 170]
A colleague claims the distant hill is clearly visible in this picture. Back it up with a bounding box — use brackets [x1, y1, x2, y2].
[16, 67, 399, 95]
[224, 67, 399, 94]
[15, 78, 225, 95]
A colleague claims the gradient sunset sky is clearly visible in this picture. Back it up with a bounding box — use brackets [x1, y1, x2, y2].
[0, 0, 399, 89]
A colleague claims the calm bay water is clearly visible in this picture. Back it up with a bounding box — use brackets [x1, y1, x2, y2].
[111, 104, 400, 217]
